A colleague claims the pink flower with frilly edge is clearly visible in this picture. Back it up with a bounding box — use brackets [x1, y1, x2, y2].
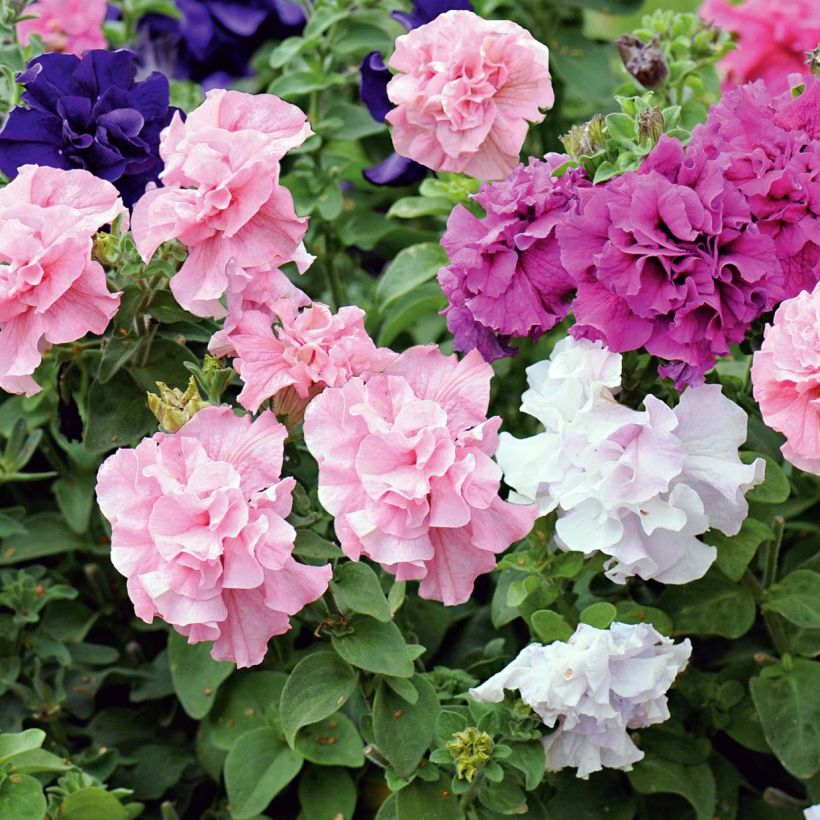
[700, 0, 820, 93]
[303, 346, 537, 605]
[752, 281, 820, 475]
[0, 165, 123, 396]
[96, 406, 331, 668]
[131, 89, 311, 318]
[17, 0, 108, 56]
[385, 10, 554, 180]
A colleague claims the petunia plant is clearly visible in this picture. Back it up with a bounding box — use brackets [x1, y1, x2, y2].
[0, 0, 819, 818]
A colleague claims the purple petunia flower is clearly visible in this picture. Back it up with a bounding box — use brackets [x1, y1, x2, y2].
[137, 0, 305, 88]
[358, 0, 472, 186]
[438, 154, 589, 361]
[558, 135, 783, 387]
[0, 50, 179, 208]
[692, 77, 820, 301]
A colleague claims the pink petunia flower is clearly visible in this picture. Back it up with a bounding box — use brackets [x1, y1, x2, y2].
[0, 164, 123, 396]
[385, 10, 554, 180]
[303, 346, 538, 605]
[131, 89, 312, 318]
[17, 0, 108, 56]
[752, 281, 820, 475]
[231, 301, 397, 417]
[96, 406, 331, 668]
[700, 0, 820, 93]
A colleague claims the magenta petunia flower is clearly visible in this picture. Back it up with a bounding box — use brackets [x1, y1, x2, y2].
[438, 154, 589, 361]
[96, 406, 331, 668]
[693, 77, 820, 300]
[558, 136, 782, 386]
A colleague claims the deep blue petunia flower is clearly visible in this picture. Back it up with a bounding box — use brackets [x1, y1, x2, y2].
[137, 0, 306, 89]
[358, 0, 472, 186]
[0, 49, 179, 208]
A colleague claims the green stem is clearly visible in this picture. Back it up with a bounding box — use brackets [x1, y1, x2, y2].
[457, 769, 485, 817]
[762, 516, 785, 589]
[742, 570, 790, 657]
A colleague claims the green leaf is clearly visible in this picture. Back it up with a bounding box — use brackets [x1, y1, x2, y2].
[613, 601, 673, 635]
[706, 518, 773, 582]
[321, 102, 386, 140]
[0, 729, 44, 763]
[628, 759, 716, 820]
[505, 741, 546, 791]
[547, 771, 636, 819]
[0, 513, 88, 565]
[750, 658, 820, 778]
[763, 570, 820, 628]
[58, 787, 128, 820]
[0, 773, 46, 820]
[224, 727, 303, 819]
[579, 602, 617, 629]
[376, 243, 448, 311]
[293, 530, 343, 561]
[84, 370, 155, 454]
[530, 610, 573, 643]
[396, 772, 459, 820]
[657, 569, 756, 638]
[331, 615, 415, 678]
[330, 562, 390, 622]
[742, 452, 789, 504]
[377, 283, 447, 348]
[279, 652, 358, 746]
[294, 712, 364, 767]
[52, 473, 96, 535]
[479, 777, 527, 814]
[387, 196, 453, 219]
[383, 675, 419, 704]
[298, 765, 357, 820]
[208, 671, 287, 751]
[97, 335, 140, 384]
[167, 630, 233, 719]
[373, 676, 439, 777]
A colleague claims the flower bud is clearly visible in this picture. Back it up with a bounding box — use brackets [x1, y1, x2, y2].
[808, 46, 820, 76]
[446, 727, 494, 782]
[616, 35, 669, 89]
[147, 377, 210, 433]
[560, 114, 607, 160]
[637, 106, 665, 145]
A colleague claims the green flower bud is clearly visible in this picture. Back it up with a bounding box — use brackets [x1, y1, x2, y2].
[147, 377, 210, 433]
[637, 106, 665, 145]
[560, 114, 607, 161]
[446, 727, 494, 783]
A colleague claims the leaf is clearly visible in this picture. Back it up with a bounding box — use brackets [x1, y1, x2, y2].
[208, 671, 287, 750]
[613, 601, 673, 635]
[330, 562, 390, 622]
[0, 729, 44, 763]
[396, 773, 459, 820]
[706, 518, 773, 582]
[763, 570, 820, 628]
[373, 675, 439, 777]
[387, 196, 453, 219]
[579, 602, 617, 629]
[84, 370, 155, 454]
[298, 765, 357, 820]
[0, 513, 88, 565]
[530, 610, 573, 643]
[52, 472, 96, 535]
[628, 758, 716, 820]
[279, 652, 358, 746]
[293, 530, 343, 561]
[294, 712, 364, 767]
[376, 243, 448, 311]
[505, 741, 546, 791]
[547, 770, 636, 820]
[224, 727, 303, 819]
[750, 658, 820, 778]
[377, 283, 447, 348]
[58, 787, 128, 820]
[0, 773, 47, 820]
[742, 452, 790, 504]
[167, 630, 233, 719]
[331, 615, 415, 678]
[656, 569, 756, 638]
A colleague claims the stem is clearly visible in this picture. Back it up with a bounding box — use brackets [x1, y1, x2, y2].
[762, 516, 785, 588]
[742, 570, 790, 657]
[457, 770, 484, 816]
[324, 254, 345, 310]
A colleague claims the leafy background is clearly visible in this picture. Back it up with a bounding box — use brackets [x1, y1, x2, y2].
[0, 0, 818, 818]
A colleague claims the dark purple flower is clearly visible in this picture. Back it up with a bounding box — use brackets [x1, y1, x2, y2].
[363, 152, 426, 186]
[360, 51, 392, 123]
[0, 50, 178, 208]
[391, 0, 472, 30]
[138, 0, 305, 88]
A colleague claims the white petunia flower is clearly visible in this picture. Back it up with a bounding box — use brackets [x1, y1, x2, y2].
[470, 622, 692, 779]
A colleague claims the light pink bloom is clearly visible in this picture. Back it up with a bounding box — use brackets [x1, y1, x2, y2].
[700, 0, 820, 93]
[385, 10, 554, 180]
[303, 346, 538, 605]
[131, 89, 312, 318]
[231, 301, 397, 415]
[0, 165, 123, 396]
[96, 406, 331, 668]
[17, 0, 107, 55]
[752, 282, 820, 474]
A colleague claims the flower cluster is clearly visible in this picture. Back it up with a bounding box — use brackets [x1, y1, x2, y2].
[559, 135, 781, 386]
[0, 50, 178, 208]
[498, 337, 765, 583]
[700, 0, 820, 93]
[0, 165, 123, 396]
[131, 88, 311, 318]
[16, 0, 108, 55]
[438, 154, 589, 360]
[303, 346, 537, 605]
[752, 281, 820, 475]
[470, 622, 692, 779]
[693, 76, 820, 300]
[385, 10, 554, 180]
[96, 406, 331, 668]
